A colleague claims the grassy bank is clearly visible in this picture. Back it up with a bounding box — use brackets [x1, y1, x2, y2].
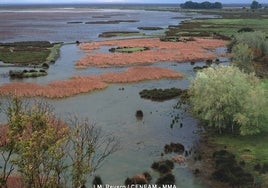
[178, 18, 268, 37]
[0, 41, 62, 65]
[164, 8, 268, 40]
[192, 76, 268, 188]
[215, 80, 268, 173]
[46, 43, 62, 63]
[206, 123, 268, 186]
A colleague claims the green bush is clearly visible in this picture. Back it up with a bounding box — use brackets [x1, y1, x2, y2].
[231, 43, 254, 73]
[234, 31, 268, 57]
[189, 66, 267, 135]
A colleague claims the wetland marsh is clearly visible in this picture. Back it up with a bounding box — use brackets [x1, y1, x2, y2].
[1, 3, 267, 188]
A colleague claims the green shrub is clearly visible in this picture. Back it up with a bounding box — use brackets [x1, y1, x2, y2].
[189, 66, 268, 135]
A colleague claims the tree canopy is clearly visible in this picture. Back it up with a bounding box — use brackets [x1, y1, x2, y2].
[0, 97, 119, 188]
[189, 66, 267, 135]
[180, 1, 222, 9]
[250, 0, 262, 9]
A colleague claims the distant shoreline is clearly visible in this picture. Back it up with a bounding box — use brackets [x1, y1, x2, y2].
[0, 3, 263, 8]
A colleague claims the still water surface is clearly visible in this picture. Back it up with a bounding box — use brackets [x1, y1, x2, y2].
[0, 5, 226, 187]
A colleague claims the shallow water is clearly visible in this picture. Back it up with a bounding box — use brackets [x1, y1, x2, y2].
[49, 78, 203, 186]
[0, 7, 184, 43]
[0, 5, 227, 187]
[45, 45, 227, 187]
[0, 4, 218, 43]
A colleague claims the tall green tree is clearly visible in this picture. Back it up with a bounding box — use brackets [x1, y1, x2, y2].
[0, 97, 120, 187]
[5, 99, 69, 188]
[180, 1, 222, 9]
[251, 0, 262, 9]
[189, 66, 267, 135]
[0, 97, 26, 187]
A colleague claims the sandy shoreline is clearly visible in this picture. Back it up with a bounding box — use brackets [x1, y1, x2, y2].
[76, 38, 227, 68]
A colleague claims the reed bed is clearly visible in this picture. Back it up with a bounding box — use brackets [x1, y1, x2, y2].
[0, 66, 182, 98]
[76, 38, 227, 68]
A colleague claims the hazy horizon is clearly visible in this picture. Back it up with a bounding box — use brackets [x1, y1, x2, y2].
[0, 0, 267, 5]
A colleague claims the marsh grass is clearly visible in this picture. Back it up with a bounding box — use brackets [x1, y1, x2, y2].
[0, 50, 50, 64]
[0, 41, 61, 65]
[98, 31, 145, 38]
[213, 127, 268, 184]
[109, 46, 149, 53]
[46, 43, 62, 63]
[115, 47, 146, 53]
[215, 131, 268, 167]
[178, 18, 268, 37]
[171, 13, 268, 39]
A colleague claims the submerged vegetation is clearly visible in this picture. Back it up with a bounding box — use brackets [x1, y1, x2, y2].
[139, 88, 188, 101]
[9, 69, 48, 79]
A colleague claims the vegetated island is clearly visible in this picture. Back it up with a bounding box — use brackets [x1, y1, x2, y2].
[0, 41, 62, 78]
[139, 88, 188, 101]
[0, 66, 183, 98]
[98, 31, 144, 38]
[0, 41, 61, 65]
[76, 37, 227, 68]
[85, 19, 139, 24]
[137, 26, 164, 30]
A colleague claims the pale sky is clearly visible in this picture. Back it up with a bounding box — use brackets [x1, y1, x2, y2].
[0, 0, 266, 4]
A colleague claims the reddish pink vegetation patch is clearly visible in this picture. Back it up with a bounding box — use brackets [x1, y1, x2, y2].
[76, 38, 227, 68]
[0, 66, 183, 98]
[0, 77, 107, 98]
[99, 66, 183, 83]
